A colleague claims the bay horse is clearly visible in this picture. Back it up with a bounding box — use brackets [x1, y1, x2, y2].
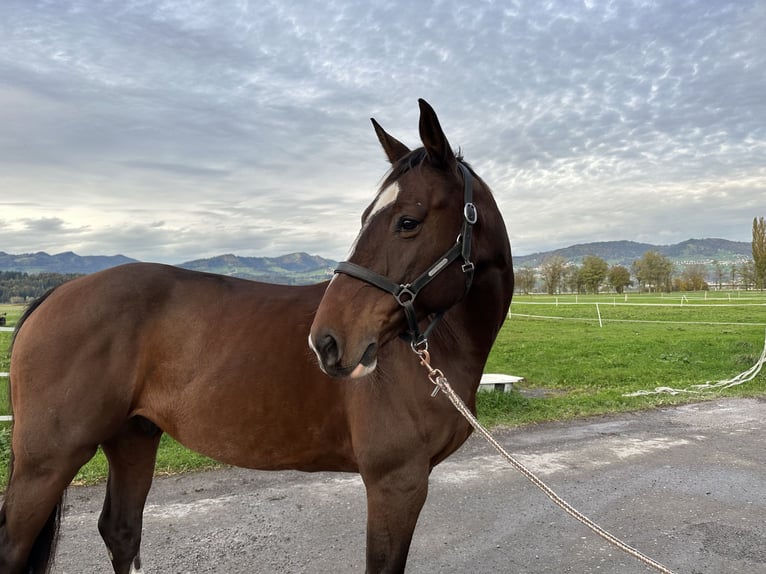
[0, 99, 513, 574]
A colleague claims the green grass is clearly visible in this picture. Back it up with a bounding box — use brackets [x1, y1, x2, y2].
[2, 291, 766, 486]
[477, 290, 766, 427]
[0, 304, 22, 415]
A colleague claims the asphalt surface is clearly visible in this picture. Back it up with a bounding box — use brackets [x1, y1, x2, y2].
[47, 397, 766, 573]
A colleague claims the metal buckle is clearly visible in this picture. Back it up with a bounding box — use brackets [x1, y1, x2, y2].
[463, 202, 478, 225]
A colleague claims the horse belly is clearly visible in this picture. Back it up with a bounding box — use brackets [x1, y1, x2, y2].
[137, 358, 358, 473]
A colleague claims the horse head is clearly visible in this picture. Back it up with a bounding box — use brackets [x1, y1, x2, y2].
[310, 99, 512, 378]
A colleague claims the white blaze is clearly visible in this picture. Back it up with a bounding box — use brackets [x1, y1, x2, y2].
[346, 182, 401, 259]
[368, 181, 401, 219]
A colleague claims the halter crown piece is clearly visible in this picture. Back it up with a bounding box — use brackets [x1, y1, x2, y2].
[334, 162, 477, 349]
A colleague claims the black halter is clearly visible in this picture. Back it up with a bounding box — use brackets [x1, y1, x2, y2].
[334, 162, 477, 349]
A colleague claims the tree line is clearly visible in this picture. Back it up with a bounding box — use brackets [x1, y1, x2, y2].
[515, 216, 766, 295]
[0, 271, 81, 303]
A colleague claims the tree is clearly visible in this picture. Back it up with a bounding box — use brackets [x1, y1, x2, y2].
[632, 251, 673, 292]
[607, 265, 632, 294]
[540, 255, 567, 295]
[740, 260, 756, 290]
[678, 264, 708, 291]
[712, 260, 724, 290]
[579, 255, 609, 294]
[515, 267, 537, 294]
[753, 216, 766, 290]
[0, 271, 80, 303]
[563, 265, 583, 294]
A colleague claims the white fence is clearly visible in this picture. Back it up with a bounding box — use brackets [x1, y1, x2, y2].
[1, 326, 11, 420]
[0, 370, 9, 421]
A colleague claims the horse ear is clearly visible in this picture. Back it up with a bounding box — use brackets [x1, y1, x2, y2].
[418, 99, 457, 172]
[371, 118, 411, 164]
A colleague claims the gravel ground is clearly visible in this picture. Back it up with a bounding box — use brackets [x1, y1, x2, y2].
[42, 397, 766, 573]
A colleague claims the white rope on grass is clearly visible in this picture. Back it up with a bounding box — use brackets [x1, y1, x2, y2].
[624, 328, 766, 397]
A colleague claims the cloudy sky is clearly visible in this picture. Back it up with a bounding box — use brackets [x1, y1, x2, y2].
[1, 0, 764, 264]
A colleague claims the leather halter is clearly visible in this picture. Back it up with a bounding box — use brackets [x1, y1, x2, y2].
[334, 162, 477, 349]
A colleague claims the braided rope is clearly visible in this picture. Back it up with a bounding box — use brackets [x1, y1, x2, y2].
[624, 327, 766, 397]
[416, 349, 676, 574]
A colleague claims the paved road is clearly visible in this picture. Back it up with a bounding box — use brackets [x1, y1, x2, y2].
[49, 398, 766, 573]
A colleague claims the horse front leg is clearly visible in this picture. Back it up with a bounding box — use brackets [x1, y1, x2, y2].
[362, 461, 430, 574]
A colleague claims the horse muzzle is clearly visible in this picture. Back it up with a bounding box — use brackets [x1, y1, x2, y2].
[309, 329, 379, 379]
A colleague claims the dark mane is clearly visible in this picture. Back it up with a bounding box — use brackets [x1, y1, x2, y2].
[380, 148, 473, 191]
[380, 148, 426, 190]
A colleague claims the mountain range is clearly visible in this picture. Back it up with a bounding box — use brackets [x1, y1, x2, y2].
[0, 250, 337, 284]
[0, 251, 137, 275]
[177, 253, 336, 284]
[512, 238, 752, 268]
[0, 237, 753, 283]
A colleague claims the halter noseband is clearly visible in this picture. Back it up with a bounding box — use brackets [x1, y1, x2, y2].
[334, 162, 477, 349]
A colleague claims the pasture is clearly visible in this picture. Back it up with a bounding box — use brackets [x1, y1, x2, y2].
[2, 291, 766, 485]
[483, 290, 766, 425]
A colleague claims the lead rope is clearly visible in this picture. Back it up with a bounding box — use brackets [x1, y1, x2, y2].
[414, 347, 677, 574]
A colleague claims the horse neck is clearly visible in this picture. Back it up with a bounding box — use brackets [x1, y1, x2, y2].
[453, 198, 514, 361]
[436, 260, 513, 381]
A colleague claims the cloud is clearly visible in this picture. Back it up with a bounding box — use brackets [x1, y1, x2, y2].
[0, 0, 763, 262]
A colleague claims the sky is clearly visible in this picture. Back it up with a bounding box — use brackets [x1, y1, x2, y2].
[0, 0, 764, 264]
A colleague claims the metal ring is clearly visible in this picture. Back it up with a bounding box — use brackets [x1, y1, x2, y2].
[395, 285, 416, 306]
[463, 202, 478, 225]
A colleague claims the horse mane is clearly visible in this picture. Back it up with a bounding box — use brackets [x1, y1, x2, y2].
[380, 147, 474, 192]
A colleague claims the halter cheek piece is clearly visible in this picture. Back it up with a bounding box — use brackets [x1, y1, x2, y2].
[334, 162, 477, 350]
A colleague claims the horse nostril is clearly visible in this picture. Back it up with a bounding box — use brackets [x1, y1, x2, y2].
[317, 332, 340, 367]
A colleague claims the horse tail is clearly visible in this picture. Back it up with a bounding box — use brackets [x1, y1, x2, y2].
[24, 501, 65, 574]
[11, 286, 59, 348]
[5, 286, 65, 574]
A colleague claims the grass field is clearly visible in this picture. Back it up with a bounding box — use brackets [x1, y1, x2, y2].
[2, 291, 765, 485]
[481, 291, 766, 426]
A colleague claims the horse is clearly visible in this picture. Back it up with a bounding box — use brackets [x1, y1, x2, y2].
[0, 99, 514, 574]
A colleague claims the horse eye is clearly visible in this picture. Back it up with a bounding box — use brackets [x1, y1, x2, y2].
[397, 217, 421, 233]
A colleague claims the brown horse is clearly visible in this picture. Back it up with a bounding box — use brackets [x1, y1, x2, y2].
[0, 99, 513, 574]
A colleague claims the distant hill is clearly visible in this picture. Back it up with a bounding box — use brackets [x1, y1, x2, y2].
[0, 238, 751, 282]
[514, 238, 752, 268]
[0, 251, 138, 274]
[178, 252, 337, 284]
[0, 250, 337, 285]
